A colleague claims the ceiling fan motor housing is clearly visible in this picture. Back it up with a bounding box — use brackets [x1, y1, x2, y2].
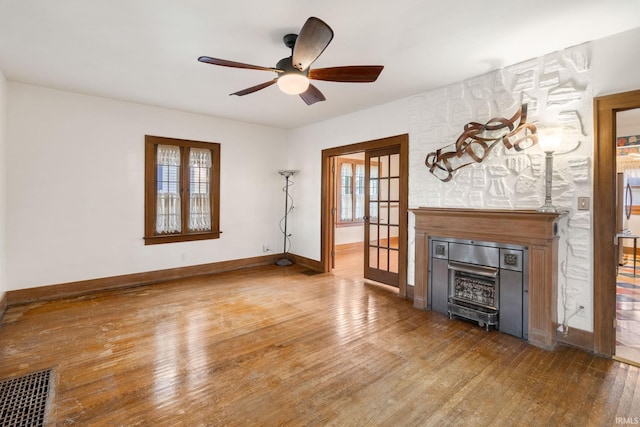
[276, 56, 309, 94]
[276, 56, 309, 77]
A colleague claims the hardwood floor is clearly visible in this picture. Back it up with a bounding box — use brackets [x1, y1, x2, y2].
[1, 253, 639, 425]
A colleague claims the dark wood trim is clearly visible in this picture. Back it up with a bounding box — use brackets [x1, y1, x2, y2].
[406, 284, 414, 301]
[144, 135, 221, 245]
[593, 89, 640, 357]
[6, 254, 281, 306]
[321, 134, 409, 297]
[0, 291, 7, 319]
[556, 325, 594, 352]
[144, 231, 222, 245]
[287, 253, 324, 272]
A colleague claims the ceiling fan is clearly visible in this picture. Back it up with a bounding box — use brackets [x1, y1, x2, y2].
[197, 17, 384, 105]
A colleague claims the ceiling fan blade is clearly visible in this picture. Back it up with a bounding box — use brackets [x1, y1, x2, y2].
[292, 17, 334, 71]
[230, 79, 277, 96]
[299, 83, 326, 105]
[309, 66, 384, 83]
[198, 56, 282, 73]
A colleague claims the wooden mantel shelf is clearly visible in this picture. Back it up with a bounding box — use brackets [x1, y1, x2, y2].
[411, 207, 562, 349]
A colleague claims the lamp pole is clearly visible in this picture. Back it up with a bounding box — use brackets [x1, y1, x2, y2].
[277, 170, 297, 266]
[537, 127, 564, 214]
[538, 150, 558, 213]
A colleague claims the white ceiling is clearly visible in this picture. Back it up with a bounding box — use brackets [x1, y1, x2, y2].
[1, 1, 639, 129]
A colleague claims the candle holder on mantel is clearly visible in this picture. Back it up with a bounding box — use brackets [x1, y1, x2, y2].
[537, 127, 565, 214]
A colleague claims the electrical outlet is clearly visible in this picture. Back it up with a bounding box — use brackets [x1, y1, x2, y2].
[262, 245, 270, 253]
[576, 303, 586, 318]
[577, 197, 590, 211]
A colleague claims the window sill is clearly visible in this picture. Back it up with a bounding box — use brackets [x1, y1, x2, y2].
[144, 231, 221, 245]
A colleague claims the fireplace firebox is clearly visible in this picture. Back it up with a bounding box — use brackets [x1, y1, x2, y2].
[430, 237, 528, 339]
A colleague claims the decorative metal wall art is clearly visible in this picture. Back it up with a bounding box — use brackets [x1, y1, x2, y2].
[425, 104, 537, 182]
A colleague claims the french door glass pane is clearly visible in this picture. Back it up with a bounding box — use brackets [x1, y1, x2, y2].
[369, 247, 378, 268]
[380, 178, 389, 200]
[379, 224, 389, 243]
[389, 249, 399, 273]
[389, 225, 399, 249]
[390, 177, 400, 200]
[390, 153, 400, 176]
[378, 248, 389, 270]
[390, 206, 399, 226]
[378, 202, 389, 224]
[369, 224, 379, 247]
[369, 202, 378, 221]
[380, 155, 390, 177]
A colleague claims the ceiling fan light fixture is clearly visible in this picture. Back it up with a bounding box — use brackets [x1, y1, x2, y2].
[277, 73, 309, 95]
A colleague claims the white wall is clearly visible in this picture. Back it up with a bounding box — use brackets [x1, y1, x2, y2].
[592, 27, 640, 97]
[0, 70, 6, 300]
[287, 26, 640, 334]
[6, 83, 287, 290]
[335, 226, 364, 246]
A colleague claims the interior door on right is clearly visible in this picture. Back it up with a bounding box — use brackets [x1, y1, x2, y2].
[364, 147, 400, 287]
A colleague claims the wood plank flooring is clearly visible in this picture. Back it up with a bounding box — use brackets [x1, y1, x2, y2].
[1, 254, 639, 426]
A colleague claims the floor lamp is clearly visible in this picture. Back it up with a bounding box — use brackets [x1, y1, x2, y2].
[277, 170, 297, 266]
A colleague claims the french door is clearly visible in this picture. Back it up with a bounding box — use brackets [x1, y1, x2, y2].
[364, 146, 400, 287]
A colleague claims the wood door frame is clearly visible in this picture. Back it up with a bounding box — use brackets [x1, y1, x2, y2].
[593, 89, 640, 356]
[321, 134, 409, 297]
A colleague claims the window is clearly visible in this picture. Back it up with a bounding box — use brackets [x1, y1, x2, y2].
[144, 135, 221, 245]
[336, 157, 378, 226]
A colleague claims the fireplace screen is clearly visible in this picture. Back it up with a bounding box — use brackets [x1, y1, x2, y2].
[453, 272, 496, 308]
[447, 260, 499, 329]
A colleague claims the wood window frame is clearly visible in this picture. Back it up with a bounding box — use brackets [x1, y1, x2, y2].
[335, 157, 378, 227]
[144, 135, 221, 245]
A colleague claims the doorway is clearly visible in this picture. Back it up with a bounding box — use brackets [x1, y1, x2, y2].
[333, 152, 367, 277]
[321, 134, 409, 297]
[594, 89, 640, 357]
[613, 107, 640, 364]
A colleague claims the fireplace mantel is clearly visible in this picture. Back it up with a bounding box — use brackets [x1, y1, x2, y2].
[411, 207, 562, 349]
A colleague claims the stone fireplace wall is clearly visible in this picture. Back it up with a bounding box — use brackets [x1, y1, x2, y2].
[408, 43, 593, 333]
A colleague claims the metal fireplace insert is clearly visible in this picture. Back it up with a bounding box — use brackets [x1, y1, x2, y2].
[429, 237, 529, 339]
